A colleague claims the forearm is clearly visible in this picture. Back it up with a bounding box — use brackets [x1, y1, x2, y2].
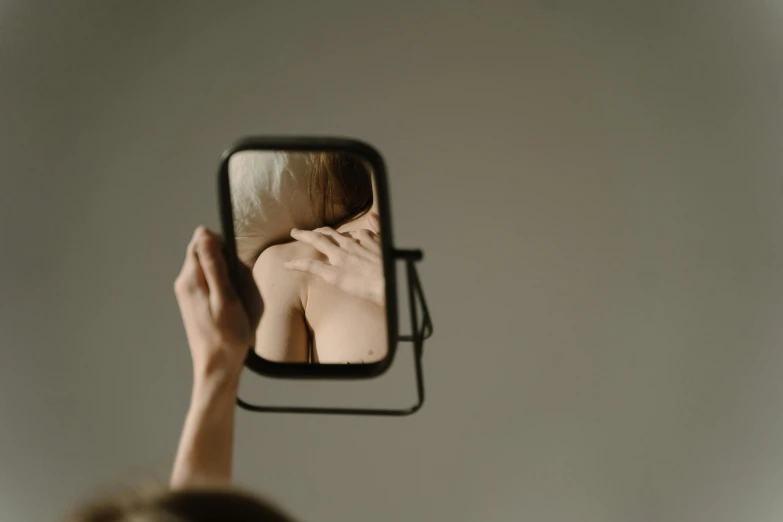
[170, 370, 240, 488]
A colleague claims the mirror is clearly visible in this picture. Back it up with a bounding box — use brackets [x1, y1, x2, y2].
[219, 139, 397, 378]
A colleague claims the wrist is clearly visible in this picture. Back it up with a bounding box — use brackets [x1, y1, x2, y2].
[192, 350, 244, 394]
[190, 370, 239, 412]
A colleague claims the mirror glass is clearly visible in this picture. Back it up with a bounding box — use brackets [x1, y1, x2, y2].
[227, 149, 387, 365]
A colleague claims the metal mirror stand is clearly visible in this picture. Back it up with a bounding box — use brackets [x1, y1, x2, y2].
[235, 249, 433, 416]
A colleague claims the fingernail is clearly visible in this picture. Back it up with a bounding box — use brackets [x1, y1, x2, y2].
[291, 228, 299, 235]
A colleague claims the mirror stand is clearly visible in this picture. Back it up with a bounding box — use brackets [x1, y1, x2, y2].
[235, 249, 433, 416]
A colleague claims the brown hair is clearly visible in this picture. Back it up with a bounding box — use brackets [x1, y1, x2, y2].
[307, 151, 373, 227]
[63, 486, 297, 522]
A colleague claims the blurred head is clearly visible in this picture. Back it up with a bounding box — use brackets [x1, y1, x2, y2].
[307, 151, 374, 227]
[63, 486, 297, 522]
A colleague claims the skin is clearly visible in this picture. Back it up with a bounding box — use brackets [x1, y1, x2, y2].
[252, 211, 387, 363]
[168, 221, 385, 488]
[171, 227, 261, 487]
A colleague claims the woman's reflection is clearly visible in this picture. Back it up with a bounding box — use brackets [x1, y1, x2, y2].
[250, 152, 386, 364]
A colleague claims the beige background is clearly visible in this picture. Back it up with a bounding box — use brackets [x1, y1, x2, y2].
[2, 1, 783, 521]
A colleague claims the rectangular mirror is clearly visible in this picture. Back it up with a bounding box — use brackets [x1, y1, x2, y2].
[218, 138, 397, 379]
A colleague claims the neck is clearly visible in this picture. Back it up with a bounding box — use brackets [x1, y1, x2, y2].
[336, 209, 373, 232]
[336, 181, 378, 232]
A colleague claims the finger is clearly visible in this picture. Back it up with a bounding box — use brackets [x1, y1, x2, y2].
[352, 228, 379, 242]
[291, 228, 343, 259]
[193, 228, 238, 310]
[368, 212, 381, 234]
[284, 258, 339, 285]
[311, 228, 342, 247]
[174, 228, 209, 297]
[316, 227, 365, 254]
[174, 233, 213, 342]
[349, 229, 381, 255]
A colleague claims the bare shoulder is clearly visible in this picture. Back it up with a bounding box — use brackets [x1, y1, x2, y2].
[254, 240, 320, 268]
[252, 240, 322, 289]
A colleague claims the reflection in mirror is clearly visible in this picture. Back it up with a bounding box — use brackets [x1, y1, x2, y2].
[228, 150, 387, 365]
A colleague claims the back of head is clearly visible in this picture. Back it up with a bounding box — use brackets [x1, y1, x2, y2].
[63, 485, 297, 522]
[307, 151, 373, 226]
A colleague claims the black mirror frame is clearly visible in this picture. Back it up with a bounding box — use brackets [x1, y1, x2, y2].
[218, 137, 433, 415]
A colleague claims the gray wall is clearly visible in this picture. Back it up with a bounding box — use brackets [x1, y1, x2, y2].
[2, 1, 783, 521]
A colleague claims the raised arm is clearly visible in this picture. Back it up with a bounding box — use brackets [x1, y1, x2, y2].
[170, 227, 259, 488]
